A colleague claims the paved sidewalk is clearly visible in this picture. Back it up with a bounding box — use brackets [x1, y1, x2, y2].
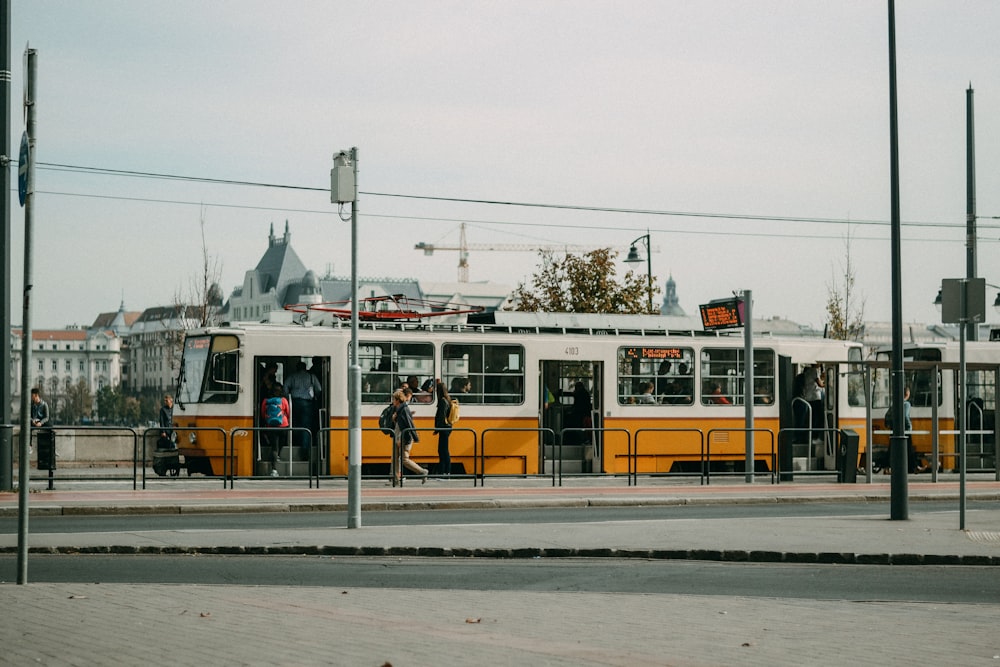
[3, 477, 1000, 563]
[3, 477, 1000, 665]
[4, 582, 1000, 666]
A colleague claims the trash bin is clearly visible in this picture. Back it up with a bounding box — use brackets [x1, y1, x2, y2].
[36, 429, 56, 470]
[837, 429, 859, 483]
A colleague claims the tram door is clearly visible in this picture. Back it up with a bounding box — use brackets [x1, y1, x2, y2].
[540, 360, 603, 473]
[252, 355, 329, 476]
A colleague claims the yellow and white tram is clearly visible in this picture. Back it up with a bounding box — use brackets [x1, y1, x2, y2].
[171, 312, 868, 478]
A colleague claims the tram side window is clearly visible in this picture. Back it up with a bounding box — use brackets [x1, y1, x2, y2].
[875, 348, 943, 409]
[616, 346, 694, 405]
[965, 369, 995, 424]
[357, 341, 434, 403]
[700, 348, 774, 406]
[847, 347, 867, 407]
[442, 343, 524, 405]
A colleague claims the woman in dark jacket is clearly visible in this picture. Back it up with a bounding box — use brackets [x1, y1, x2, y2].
[394, 388, 428, 484]
[433, 379, 453, 476]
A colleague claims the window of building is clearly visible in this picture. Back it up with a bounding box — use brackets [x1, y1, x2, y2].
[617, 346, 694, 405]
[358, 341, 435, 403]
[37, 359, 43, 372]
[79, 360, 85, 372]
[700, 348, 775, 406]
[51, 360, 57, 372]
[442, 343, 524, 405]
[65, 360, 71, 372]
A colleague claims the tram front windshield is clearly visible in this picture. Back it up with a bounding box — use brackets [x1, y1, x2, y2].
[177, 336, 211, 404]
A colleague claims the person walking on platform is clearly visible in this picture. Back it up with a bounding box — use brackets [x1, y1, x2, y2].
[393, 388, 428, 484]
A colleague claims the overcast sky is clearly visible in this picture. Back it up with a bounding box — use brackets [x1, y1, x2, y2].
[7, 1, 1000, 330]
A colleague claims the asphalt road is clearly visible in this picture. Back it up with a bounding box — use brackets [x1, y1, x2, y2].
[3, 554, 997, 604]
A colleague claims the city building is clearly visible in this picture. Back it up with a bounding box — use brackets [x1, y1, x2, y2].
[223, 222, 511, 325]
[9, 326, 122, 422]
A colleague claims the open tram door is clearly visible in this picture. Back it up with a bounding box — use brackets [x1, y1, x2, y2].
[540, 360, 603, 474]
[252, 355, 330, 477]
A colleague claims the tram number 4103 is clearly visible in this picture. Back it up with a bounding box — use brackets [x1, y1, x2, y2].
[564, 346, 580, 356]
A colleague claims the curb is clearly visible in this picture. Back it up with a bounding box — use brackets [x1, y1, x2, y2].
[5, 543, 999, 566]
[3, 491, 1000, 517]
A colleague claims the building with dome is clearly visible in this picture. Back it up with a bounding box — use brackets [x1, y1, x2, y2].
[660, 274, 686, 317]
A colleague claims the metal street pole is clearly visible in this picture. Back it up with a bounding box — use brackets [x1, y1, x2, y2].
[347, 148, 361, 529]
[959, 284, 967, 529]
[887, 0, 908, 520]
[0, 0, 12, 492]
[331, 147, 361, 528]
[644, 234, 652, 313]
[625, 232, 652, 313]
[743, 290, 754, 483]
[966, 85, 977, 342]
[17, 47, 37, 584]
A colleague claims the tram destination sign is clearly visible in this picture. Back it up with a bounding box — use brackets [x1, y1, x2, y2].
[699, 297, 745, 330]
[623, 346, 685, 361]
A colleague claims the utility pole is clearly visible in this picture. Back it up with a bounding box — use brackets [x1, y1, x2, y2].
[887, 0, 908, 520]
[0, 0, 13, 491]
[331, 147, 360, 528]
[17, 46, 38, 584]
[966, 85, 977, 341]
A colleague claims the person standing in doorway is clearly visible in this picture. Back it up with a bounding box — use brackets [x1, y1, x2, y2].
[285, 361, 321, 452]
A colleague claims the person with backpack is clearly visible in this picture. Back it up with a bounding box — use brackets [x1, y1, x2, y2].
[392, 388, 428, 485]
[261, 385, 290, 477]
[433, 378, 457, 477]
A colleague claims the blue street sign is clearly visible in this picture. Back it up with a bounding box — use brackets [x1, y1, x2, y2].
[17, 131, 29, 207]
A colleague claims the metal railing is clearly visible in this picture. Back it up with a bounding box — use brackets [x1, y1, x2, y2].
[479, 428, 551, 487]
[705, 428, 777, 485]
[632, 428, 705, 486]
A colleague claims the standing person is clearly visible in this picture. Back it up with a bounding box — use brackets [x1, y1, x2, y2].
[901, 386, 917, 474]
[261, 385, 290, 477]
[393, 388, 428, 484]
[801, 364, 826, 437]
[433, 379, 454, 477]
[567, 382, 592, 445]
[881, 386, 917, 474]
[29, 388, 50, 428]
[157, 394, 175, 450]
[285, 361, 321, 451]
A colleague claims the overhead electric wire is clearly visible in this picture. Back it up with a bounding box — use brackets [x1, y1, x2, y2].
[30, 161, 1000, 237]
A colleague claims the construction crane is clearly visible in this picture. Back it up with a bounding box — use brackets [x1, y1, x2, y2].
[415, 223, 654, 282]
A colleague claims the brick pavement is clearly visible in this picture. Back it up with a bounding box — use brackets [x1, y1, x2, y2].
[3, 477, 1000, 665]
[4, 583, 1000, 666]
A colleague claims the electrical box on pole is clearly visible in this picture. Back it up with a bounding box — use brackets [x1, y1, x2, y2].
[330, 151, 355, 203]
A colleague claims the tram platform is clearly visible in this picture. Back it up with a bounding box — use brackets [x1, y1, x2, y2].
[3, 475, 1000, 665]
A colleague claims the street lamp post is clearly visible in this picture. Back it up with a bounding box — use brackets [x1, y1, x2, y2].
[625, 230, 652, 313]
